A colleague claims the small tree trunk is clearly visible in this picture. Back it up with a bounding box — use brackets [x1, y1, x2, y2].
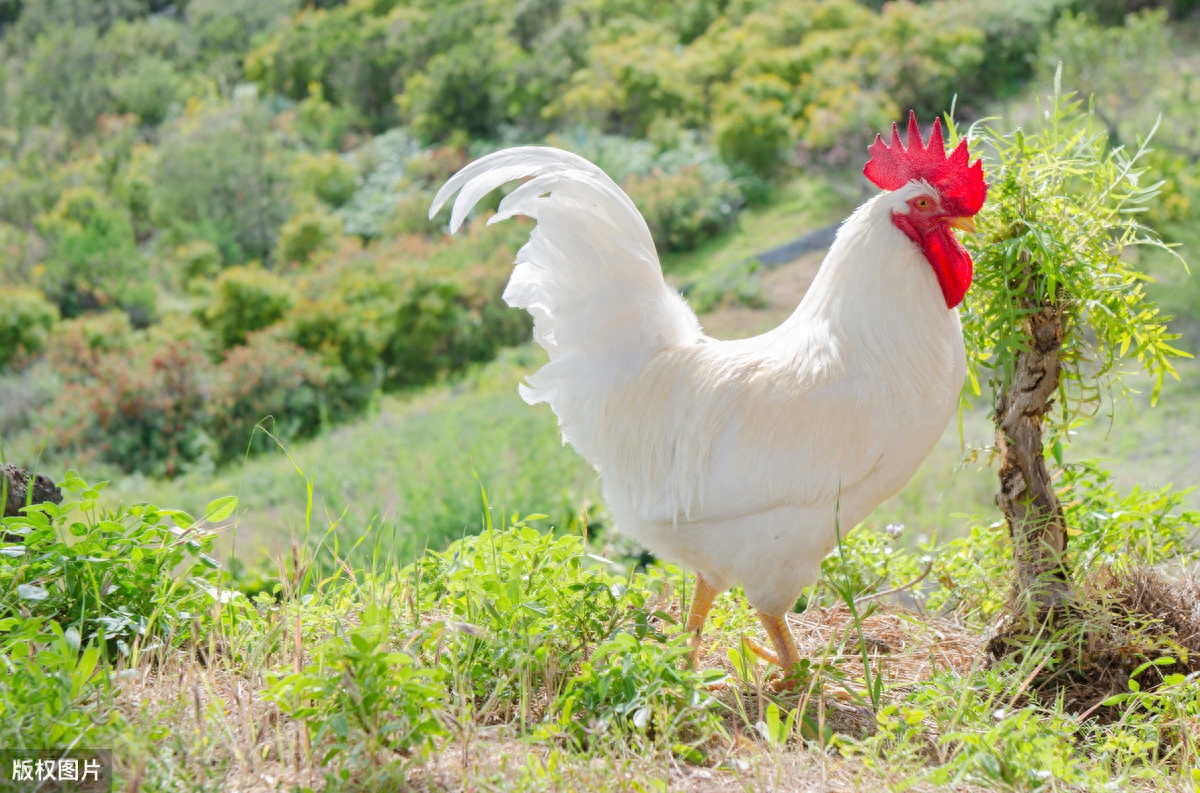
[993, 268, 1071, 612]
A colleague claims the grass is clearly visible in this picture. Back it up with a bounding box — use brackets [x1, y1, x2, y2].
[2, 471, 1197, 791]
[105, 345, 601, 566]
[870, 354, 1200, 546]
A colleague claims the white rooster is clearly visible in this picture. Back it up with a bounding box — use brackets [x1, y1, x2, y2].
[430, 113, 987, 683]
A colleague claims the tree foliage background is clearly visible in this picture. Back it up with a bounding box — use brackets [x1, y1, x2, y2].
[0, 0, 1197, 478]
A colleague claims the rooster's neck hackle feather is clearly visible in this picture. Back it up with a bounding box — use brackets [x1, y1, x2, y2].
[783, 185, 965, 382]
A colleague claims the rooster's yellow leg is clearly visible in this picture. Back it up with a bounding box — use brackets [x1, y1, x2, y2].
[749, 611, 806, 689]
[685, 573, 719, 668]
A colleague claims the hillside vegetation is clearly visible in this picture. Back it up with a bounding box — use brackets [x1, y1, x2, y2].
[2, 0, 1196, 481]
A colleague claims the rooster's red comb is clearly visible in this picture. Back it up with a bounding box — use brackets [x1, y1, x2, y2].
[864, 111, 987, 216]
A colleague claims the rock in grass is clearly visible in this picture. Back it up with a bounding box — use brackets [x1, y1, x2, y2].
[2, 464, 62, 518]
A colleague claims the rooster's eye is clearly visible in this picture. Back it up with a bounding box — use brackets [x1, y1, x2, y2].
[915, 198, 931, 210]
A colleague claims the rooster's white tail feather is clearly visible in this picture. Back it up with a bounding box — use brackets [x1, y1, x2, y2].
[430, 146, 701, 462]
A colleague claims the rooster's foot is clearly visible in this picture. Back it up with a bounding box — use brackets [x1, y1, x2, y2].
[743, 635, 809, 691]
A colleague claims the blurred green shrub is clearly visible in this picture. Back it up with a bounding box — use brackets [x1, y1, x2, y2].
[99, 13, 191, 67]
[292, 82, 360, 151]
[401, 40, 518, 141]
[243, 0, 992, 167]
[713, 75, 796, 177]
[952, 0, 1073, 98]
[44, 311, 136, 385]
[172, 239, 223, 284]
[113, 56, 182, 126]
[625, 165, 740, 253]
[109, 141, 158, 238]
[289, 150, 358, 208]
[1039, 9, 1198, 156]
[379, 251, 530, 390]
[285, 292, 385, 389]
[138, 313, 219, 363]
[382, 277, 498, 387]
[277, 206, 343, 265]
[1144, 148, 1200, 230]
[15, 24, 114, 135]
[152, 99, 293, 264]
[34, 186, 155, 324]
[0, 289, 58, 370]
[49, 338, 215, 478]
[21, 222, 534, 476]
[505, 10, 589, 132]
[44, 328, 338, 477]
[401, 144, 470, 190]
[210, 331, 338, 457]
[555, 22, 701, 137]
[545, 128, 657, 184]
[1069, 0, 1198, 24]
[548, 129, 745, 253]
[244, 1, 409, 129]
[202, 265, 295, 349]
[283, 233, 529, 392]
[0, 127, 74, 233]
[380, 145, 471, 236]
[384, 193, 448, 237]
[0, 223, 44, 286]
[188, 0, 301, 81]
[702, 0, 982, 166]
[338, 128, 424, 238]
[872, 0, 986, 120]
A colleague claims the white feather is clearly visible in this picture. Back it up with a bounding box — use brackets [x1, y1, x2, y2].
[431, 146, 702, 461]
[432, 150, 965, 618]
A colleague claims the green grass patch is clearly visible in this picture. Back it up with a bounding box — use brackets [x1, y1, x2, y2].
[1, 470, 1196, 790]
[107, 346, 601, 564]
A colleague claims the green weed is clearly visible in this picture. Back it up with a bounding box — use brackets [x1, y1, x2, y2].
[1, 471, 240, 656]
[411, 511, 723, 745]
[0, 618, 115, 755]
[265, 611, 447, 769]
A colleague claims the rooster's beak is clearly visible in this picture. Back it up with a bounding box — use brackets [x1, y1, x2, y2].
[948, 216, 978, 234]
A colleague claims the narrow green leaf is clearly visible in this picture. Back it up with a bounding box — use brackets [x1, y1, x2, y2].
[203, 496, 238, 523]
